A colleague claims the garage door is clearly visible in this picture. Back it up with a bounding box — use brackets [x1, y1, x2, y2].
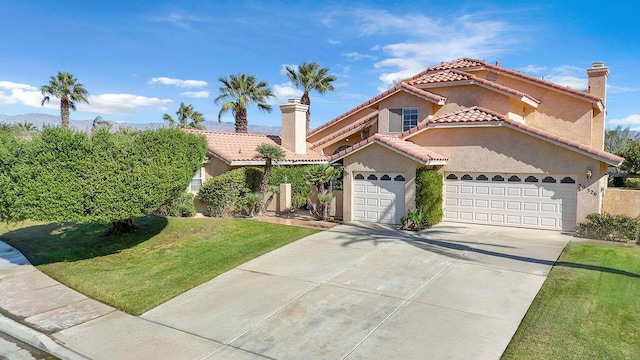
[444, 173, 577, 231]
[353, 172, 405, 224]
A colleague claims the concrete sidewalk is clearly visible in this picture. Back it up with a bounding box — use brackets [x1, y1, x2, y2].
[1, 223, 572, 360]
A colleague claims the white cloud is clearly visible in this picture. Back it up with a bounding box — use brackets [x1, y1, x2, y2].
[147, 13, 208, 28]
[327, 39, 341, 45]
[148, 77, 208, 88]
[344, 52, 377, 61]
[609, 114, 640, 127]
[79, 94, 173, 114]
[608, 84, 640, 94]
[543, 65, 587, 90]
[0, 81, 58, 109]
[181, 90, 210, 98]
[343, 10, 522, 87]
[280, 64, 298, 76]
[519, 65, 547, 74]
[272, 83, 303, 103]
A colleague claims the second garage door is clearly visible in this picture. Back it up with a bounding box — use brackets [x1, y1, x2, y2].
[353, 172, 405, 224]
[444, 173, 577, 231]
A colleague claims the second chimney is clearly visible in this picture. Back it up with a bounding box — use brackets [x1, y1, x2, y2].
[587, 61, 609, 105]
[280, 98, 308, 155]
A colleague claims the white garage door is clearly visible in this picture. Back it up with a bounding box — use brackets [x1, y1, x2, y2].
[353, 173, 406, 224]
[444, 173, 577, 231]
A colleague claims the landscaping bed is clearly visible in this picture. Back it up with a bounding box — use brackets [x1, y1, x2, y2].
[503, 242, 640, 359]
[0, 216, 318, 315]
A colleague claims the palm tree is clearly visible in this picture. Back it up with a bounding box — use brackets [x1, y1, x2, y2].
[214, 74, 274, 133]
[91, 116, 112, 132]
[304, 164, 342, 220]
[163, 102, 205, 130]
[254, 143, 285, 214]
[285, 62, 337, 132]
[16, 121, 37, 133]
[41, 72, 89, 128]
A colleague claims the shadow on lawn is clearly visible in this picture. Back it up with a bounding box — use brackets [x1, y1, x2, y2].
[334, 222, 640, 279]
[0, 216, 168, 265]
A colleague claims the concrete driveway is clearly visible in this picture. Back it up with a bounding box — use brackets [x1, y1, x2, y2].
[138, 222, 571, 360]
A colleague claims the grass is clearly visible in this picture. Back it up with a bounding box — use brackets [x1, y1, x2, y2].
[0, 216, 318, 315]
[503, 242, 640, 359]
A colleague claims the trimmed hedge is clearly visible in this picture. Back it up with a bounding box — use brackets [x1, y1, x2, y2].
[155, 192, 195, 217]
[197, 168, 261, 217]
[415, 168, 443, 226]
[576, 213, 639, 244]
[269, 166, 311, 209]
[625, 177, 640, 190]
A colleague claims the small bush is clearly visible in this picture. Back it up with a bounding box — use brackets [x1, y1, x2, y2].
[412, 168, 443, 229]
[401, 209, 428, 231]
[244, 193, 261, 217]
[198, 168, 253, 217]
[625, 177, 640, 189]
[576, 213, 639, 243]
[155, 192, 195, 217]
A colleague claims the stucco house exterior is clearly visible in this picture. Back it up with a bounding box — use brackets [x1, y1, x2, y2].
[188, 58, 623, 232]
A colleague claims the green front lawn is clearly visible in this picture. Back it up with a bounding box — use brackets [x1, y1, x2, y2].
[0, 216, 317, 315]
[503, 242, 640, 359]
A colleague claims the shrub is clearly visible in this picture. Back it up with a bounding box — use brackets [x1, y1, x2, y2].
[625, 177, 640, 189]
[156, 192, 195, 217]
[269, 166, 311, 209]
[198, 168, 253, 217]
[576, 213, 639, 243]
[244, 193, 261, 217]
[401, 209, 428, 231]
[414, 168, 443, 228]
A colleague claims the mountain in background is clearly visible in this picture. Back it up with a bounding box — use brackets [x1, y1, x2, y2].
[0, 113, 281, 135]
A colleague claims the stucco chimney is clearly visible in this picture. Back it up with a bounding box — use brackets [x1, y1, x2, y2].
[587, 61, 609, 150]
[587, 61, 609, 105]
[280, 98, 308, 155]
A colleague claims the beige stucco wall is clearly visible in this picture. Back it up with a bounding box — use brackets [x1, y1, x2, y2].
[431, 85, 510, 117]
[342, 143, 421, 222]
[307, 108, 377, 144]
[377, 92, 433, 134]
[467, 69, 596, 147]
[602, 189, 640, 218]
[409, 126, 605, 224]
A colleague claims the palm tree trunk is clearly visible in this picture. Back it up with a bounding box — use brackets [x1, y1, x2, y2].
[258, 159, 272, 214]
[235, 107, 248, 133]
[301, 92, 311, 133]
[60, 98, 70, 128]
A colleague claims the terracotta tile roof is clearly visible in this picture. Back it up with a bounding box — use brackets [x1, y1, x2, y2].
[411, 58, 602, 105]
[307, 83, 445, 137]
[182, 129, 327, 164]
[408, 69, 540, 106]
[311, 111, 378, 149]
[401, 107, 624, 166]
[330, 133, 448, 164]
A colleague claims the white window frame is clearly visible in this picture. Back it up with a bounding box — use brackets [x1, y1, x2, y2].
[189, 167, 205, 193]
[388, 107, 419, 133]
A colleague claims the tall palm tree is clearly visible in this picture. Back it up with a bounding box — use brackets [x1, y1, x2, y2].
[254, 143, 285, 214]
[214, 74, 274, 133]
[163, 102, 205, 129]
[41, 72, 89, 128]
[285, 62, 337, 132]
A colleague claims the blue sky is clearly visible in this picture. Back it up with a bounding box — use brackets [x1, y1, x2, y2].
[1, 0, 639, 130]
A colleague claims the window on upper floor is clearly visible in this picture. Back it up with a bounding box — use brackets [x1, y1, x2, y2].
[389, 107, 418, 132]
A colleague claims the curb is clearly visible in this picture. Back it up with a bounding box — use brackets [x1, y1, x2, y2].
[0, 314, 88, 360]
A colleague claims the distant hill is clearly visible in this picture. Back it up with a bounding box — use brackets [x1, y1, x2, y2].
[0, 113, 281, 135]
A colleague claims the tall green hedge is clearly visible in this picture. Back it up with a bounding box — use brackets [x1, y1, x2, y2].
[197, 167, 261, 217]
[415, 167, 443, 227]
[269, 166, 311, 209]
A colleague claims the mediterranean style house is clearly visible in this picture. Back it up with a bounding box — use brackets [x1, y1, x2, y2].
[186, 58, 623, 232]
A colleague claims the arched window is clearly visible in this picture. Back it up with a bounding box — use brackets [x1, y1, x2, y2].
[332, 144, 351, 155]
[367, 174, 378, 180]
[476, 174, 488, 181]
[381, 174, 391, 181]
[542, 176, 556, 183]
[560, 177, 576, 184]
[525, 176, 539, 183]
[394, 175, 405, 181]
[354, 174, 365, 180]
[461, 174, 473, 180]
[446, 174, 457, 180]
[491, 175, 504, 182]
[508, 175, 521, 182]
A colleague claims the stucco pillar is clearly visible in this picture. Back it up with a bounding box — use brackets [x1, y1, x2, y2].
[278, 183, 292, 214]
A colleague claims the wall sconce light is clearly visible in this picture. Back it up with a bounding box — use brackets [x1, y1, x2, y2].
[586, 167, 592, 180]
